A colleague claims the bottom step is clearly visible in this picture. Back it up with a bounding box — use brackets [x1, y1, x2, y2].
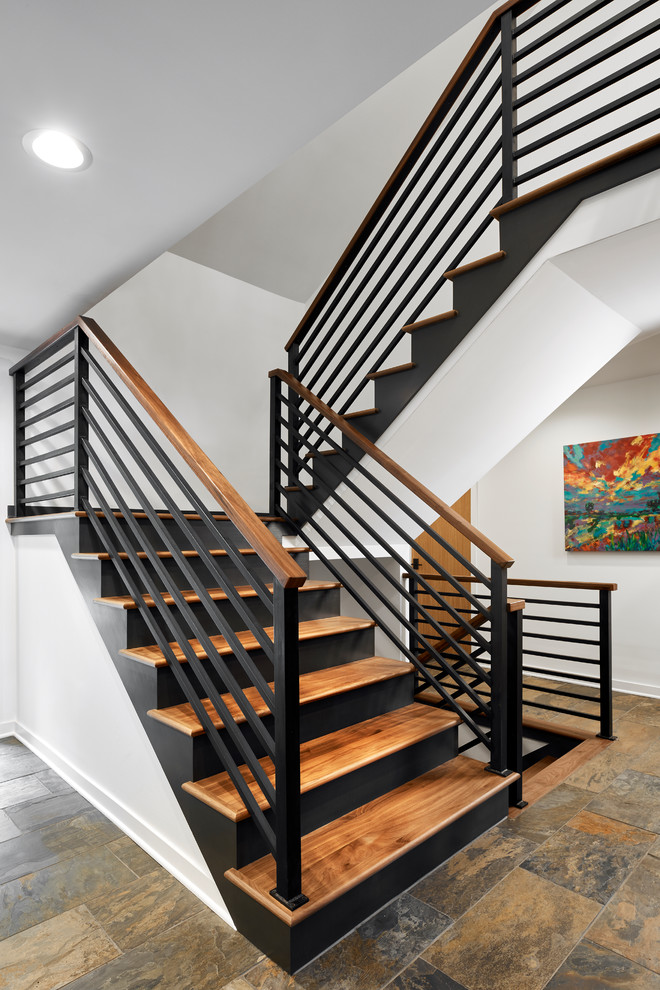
[224, 755, 516, 970]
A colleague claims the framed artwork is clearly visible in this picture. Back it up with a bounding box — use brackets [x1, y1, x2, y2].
[564, 433, 660, 551]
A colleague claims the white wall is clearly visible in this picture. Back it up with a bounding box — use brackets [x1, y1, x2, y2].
[473, 370, 660, 697]
[89, 251, 305, 510]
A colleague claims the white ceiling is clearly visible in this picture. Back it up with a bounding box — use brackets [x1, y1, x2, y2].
[0, 0, 495, 350]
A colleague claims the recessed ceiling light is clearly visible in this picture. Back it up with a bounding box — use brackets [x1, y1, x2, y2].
[22, 129, 92, 171]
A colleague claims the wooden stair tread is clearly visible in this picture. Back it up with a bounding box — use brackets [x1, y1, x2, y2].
[366, 362, 415, 381]
[120, 615, 376, 668]
[148, 657, 413, 737]
[443, 250, 506, 281]
[343, 407, 379, 420]
[182, 703, 461, 822]
[225, 755, 516, 924]
[94, 578, 340, 611]
[73, 546, 309, 562]
[403, 310, 458, 333]
[416, 688, 598, 742]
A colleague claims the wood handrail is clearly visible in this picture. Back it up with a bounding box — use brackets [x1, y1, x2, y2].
[407, 572, 617, 591]
[75, 318, 306, 589]
[285, 0, 541, 353]
[270, 369, 514, 568]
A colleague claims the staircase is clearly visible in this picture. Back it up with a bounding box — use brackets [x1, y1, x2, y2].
[8, 504, 514, 972]
[7, 0, 656, 973]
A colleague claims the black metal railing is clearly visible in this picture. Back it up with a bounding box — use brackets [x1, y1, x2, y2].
[270, 370, 521, 785]
[406, 572, 616, 740]
[286, 0, 660, 418]
[9, 318, 309, 910]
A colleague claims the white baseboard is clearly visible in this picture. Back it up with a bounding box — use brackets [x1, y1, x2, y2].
[612, 678, 660, 699]
[0, 721, 18, 738]
[14, 724, 234, 929]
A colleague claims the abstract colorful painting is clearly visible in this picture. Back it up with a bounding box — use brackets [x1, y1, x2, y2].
[564, 433, 660, 551]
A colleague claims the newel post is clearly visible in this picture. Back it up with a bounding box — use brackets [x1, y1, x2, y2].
[506, 599, 525, 808]
[500, 9, 518, 204]
[487, 560, 509, 776]
[271, 581, 308, 910]
[73, 325, 90, 511]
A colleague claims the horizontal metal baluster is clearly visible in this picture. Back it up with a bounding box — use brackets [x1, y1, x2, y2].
[515, 43, 660, 135]
[523, 668, 601, 685]
[19, 420, 75, 446]
[300, 74, 503, 385]
[84, 351, 273, 611]
[82, 432, 277, 729]
[275, 475, 493, 714]
[20, 488, 76, 504]
[278, 396, 490, 596]
[517, 105, 660, 184]
[282, 447, 490, 627]
[523, 630, 599, 645]
[22, 352, 74, 390]
[19, 373, 76, 410]
[513, 0, 574, 37]
[81, 493, 277, 849]
[516, 76, 660, 158]
[20, 397, 75, 430]
[316, 147, 503, 409]
[515, 15, 660, 108]
[522, 648, 601, 663]
[280, 498, 492, 743]
[17, 329, 75, 377]
[82, 470, 278, 800]
[331, 178, 501, 414]
[276, 444, 492, 654]
[514, 0, 616, 63]
[23, 467, 75, 486]
[82, 384, 276, 652]
[515, 0, 658, 86]
[522, 613, 600, 625]
[20, 444, 76, 467]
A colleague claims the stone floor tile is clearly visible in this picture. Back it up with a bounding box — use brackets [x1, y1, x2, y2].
[612, 694, 655, 713]
[629, 737, 660, 778]
[0, 904, 120, 990]
[624, 700, 660, 727]
[62, 907, 261, 990]
[223, 979, 259, 990]
[607, 719, 660, 756]
[0, 809, 21, 842]
[520, 810, 654, 904]
[564, 748, 635, 793]
[502, 783, 592, 843]
[0, 844, 136, 940]
[544, 938, 660, 988]
[587, 769, 660, 833]
[0, 808, 122, 884]
[36, 768, 76, 795]
[422, 868, 599, 990]
[588, 851, 660, 974]
[296, 893, 451, 990]
[0, 746, 48, 784]
[387, 957, 467, 989]
[106, 835, 161, 877]
[0, 773, 51, 809]
[86, 869, 204, 950]
[411, 824, 537, 919]
[243, 956, 304, 989]
[5, 791, 92, 832]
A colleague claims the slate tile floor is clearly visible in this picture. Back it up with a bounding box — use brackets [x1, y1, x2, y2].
[0, 689, 659, 989]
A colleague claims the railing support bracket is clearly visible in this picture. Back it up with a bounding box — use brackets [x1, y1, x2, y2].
[270, 889, 310, 911]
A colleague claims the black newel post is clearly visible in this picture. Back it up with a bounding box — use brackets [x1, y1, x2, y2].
[73, 326, 89, 510]
[271, 582, 308, 910]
